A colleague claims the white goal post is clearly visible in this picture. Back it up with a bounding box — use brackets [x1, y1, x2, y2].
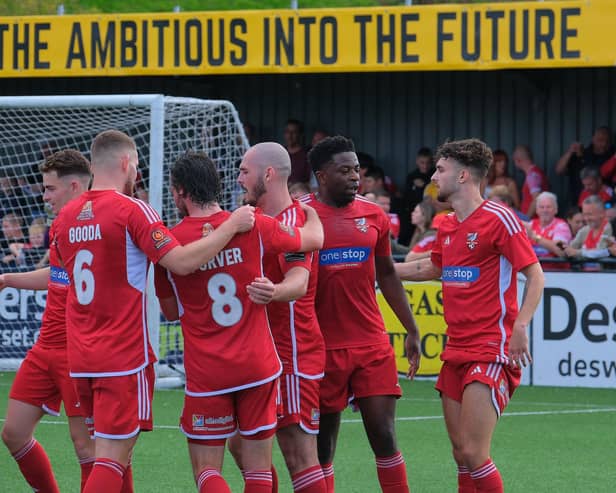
[0, 94, 249, 384]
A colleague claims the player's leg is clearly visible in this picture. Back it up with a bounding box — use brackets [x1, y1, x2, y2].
[317, 348, 354, 492]
[441, 394, 475, 493]
[352, 344, 408, 493]
[1, 398, 60, 493]
[67, 416, 96, 491]
[3, 347, 63, 493]
[188, 440, 230, 493]
[438, 361, 476, 493]
[277, 374, 326, 492]
[458, 382, 501, 493]
[237, 380, 279, 493]
[180, 393, 236, 492]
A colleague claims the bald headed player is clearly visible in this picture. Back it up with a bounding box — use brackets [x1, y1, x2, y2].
[230, 142, 326, 492]
[52, 130, 255, 493]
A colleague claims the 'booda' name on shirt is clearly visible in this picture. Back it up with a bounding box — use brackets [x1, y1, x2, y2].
[199, 247, 244, 271]
[68, 224, 102, 243]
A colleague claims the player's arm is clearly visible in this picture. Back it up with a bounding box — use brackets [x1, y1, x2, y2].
[296, 203, 324, 251]
[158, 296, 179, 321]
[0, 267, 50, 291]
[394, 256, 442, 281]
[375, 255, 421, 379]
[509, 262, 544, 369]
[159, 205, 255, 275]
[247, 266, 310, 305]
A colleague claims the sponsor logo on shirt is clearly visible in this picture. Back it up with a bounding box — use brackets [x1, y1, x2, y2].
[441, 266, 480, 287]
[319, 247, 370, 266]
[355, 217, 368, 233]
[151, 229, 171, 250]
[50, 265, 70, 286]
[466, 232, 479, 250]
[192, 414, 205, 428]
[77, 201, 94, 221]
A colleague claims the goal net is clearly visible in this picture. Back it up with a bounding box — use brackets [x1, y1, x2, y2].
[0, 95, 249, 384]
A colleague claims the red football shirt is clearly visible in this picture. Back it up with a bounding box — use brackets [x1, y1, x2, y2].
[431, 201, 538, 364]
[36, 222, 70, 349]
[303, 194, 391, 349]
[265, 201, 324, 379]
[154, 212, 302, 396]
[54, 190, 179, 377]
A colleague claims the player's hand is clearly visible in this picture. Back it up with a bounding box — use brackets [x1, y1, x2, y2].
[247, 277, 276, 304]
[404, 332, 421, 379]
[509, 321, 532, 369]
[0, 274, 6, 291]
[229, 205, 255, 233]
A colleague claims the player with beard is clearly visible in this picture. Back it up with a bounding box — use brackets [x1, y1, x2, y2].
[228, 142, 326, 492]
[154, 151, 323, 493]
[303, 135, 421, 493]
[395, 139, 544, 493]
[52, 131, 255, 493]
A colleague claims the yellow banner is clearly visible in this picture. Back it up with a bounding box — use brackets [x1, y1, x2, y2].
[0, 1, 612, 77]
[378, 280, 446, 377]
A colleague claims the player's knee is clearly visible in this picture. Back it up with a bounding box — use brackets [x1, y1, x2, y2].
[367, 424, 398, 457]
[70, 432, 94, 459]
[1, 422, 29, 452]
[459, 443, 487, 469]
[227, 435, 243, 468]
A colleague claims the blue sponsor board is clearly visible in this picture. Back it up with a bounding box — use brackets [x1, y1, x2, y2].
[441, 266, 480, 283]
[319, 247, 370, 265]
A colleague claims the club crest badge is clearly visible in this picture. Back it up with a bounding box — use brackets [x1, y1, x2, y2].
[355, 218, 368, 233]
[466, 232, 478, 250]
[444, 236, 451, 246]
[202, 223, 214, 238]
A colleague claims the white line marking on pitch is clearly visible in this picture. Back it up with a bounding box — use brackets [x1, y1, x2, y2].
[1, 407, 614, 429]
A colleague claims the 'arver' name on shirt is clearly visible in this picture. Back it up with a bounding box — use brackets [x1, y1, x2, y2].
[69, 224, 102, 243]
[199, 247, 244, 271]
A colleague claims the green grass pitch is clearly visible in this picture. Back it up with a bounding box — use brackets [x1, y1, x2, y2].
[1, 372, 614, 492]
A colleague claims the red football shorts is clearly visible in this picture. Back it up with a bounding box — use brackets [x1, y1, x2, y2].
[278, 373, 321, 434]
[10, 344, 83, 417]
[436, 361, 521, 417]
[74, 364, 155, 439]
[320, 343, 402, 414]
[181, 379, 278, 446]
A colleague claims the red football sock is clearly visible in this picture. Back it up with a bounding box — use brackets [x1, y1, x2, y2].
[244, 470, 273, 493]
[375, 452, 410, 493]
[457, 465, 476, 493]
[197, 467, 231, 493]
[271, 464, 279, 493]
[470, 459, 503, 493]
[291, 464, 327, 492]
[79, 457, 95, 492]
[321, 463, 335, 493]
[120, 463, 134, 493]
[13, 438, 60, 493]
[83, 458, 125, 493]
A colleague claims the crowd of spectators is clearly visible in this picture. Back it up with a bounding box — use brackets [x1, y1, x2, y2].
[5, 121, 616, 273]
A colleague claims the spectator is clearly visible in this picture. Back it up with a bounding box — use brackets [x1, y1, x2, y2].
[373, 190, 400, 239]
[356, 152, 375, 195]
[513, 144, 549, 217]
[577, 166, 613, 206]
[399, 147, 434, 245]
[488, 185, 529, 222]
[524, 192, 571, 259]
[1, 213, 26, 269]
[484, 150, 520, 208]
[284, 118, 311, 185]
[0, 172, 25, 218]
[405, 199, 436, 262]
[362, 165, 386, 195]
[311, 128, 329, 147]
[564, 195, 612, 260]
[565, 206, 585, 238]
[288, 181, 311, 199]
[6, 217, 47, 268]
[556, 126, 614, 204]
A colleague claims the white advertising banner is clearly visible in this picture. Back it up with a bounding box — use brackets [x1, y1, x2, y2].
[530, 272, 616, 388]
